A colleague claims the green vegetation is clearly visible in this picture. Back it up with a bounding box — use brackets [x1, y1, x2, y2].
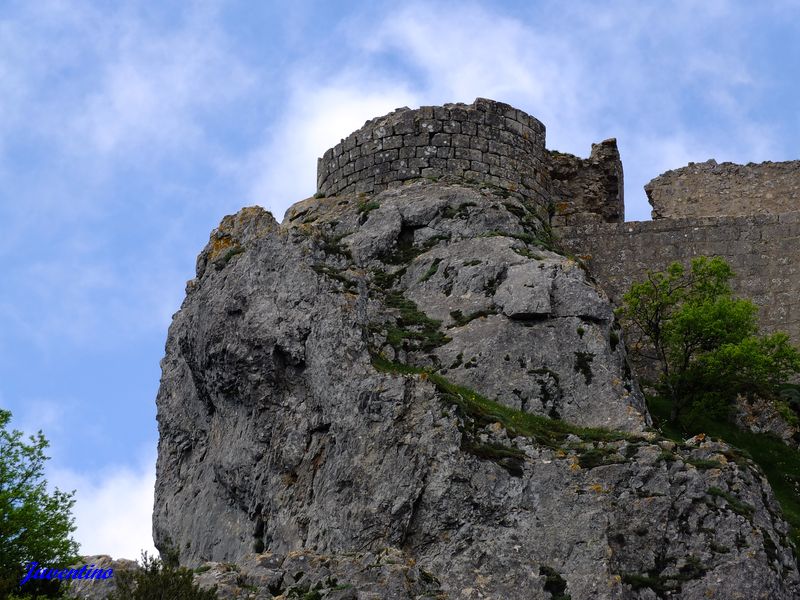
[618, 256, 800, 552]
[622, 556, 706, 595]
[371, 267, 406, 290]
[371, 355, 631, 449]
[448, 308, 497, 327]
[382, 293, 450, 352]
[215, 245, 244, 269]
[320, 233, 352, 259]
[440, 202, 476, 219]
[617, 256, 800, 422]
[481, 228, 555, 251]
[108, 552, 217, 600]
[706, 487, 755, 518]
[648, 394, 800, 549]
[1, 410, 79, 599]
[383, 232, 450, 265]
[609, 330, 620, 351]
[311, 265, 356, 291]
[511, 246, 542, 260]
[419, 258, 442, 283]
[357, 199, 380, 215]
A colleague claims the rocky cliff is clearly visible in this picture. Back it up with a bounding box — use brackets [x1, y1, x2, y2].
[153, 173, 799, 598]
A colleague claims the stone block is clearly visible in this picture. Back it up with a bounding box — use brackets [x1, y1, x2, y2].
[466, 108, 484, 123]
[451, 134, 471, 148]
[450, 107, 467, 121]
[461, 121, 477, 136]
[382, 135, 403, 150]
[470, 161, 490, 174]
[417, 119, 442, 133]
[417, 146, 438, 158]
[362, 139, 383, 154]
[437, 146, 453, 159]
[431, 133, 452, 147]
[374, 149, 399, 164]
[469, 136, 488, 151]
[404, 133, 430, 146]
[455, 147, 482, 161]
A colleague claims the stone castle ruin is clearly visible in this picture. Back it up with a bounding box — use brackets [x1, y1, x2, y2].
[318, 98, 800, 347]
[147, 98, 800, 599]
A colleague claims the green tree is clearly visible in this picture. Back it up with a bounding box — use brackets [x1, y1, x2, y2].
[0, 409, 79, 598]
[617, 256, 800, 423]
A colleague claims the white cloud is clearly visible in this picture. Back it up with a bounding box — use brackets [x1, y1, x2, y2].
[69, 12, 253, 159]
[50, 450, 157, 560]
[244, 74, 419, 219]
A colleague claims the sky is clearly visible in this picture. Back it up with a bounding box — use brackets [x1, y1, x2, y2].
[1, 0, 799, 560]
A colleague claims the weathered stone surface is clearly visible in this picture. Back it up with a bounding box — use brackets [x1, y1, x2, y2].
[735, 395, 799, 448]
[63, 555, 137, 600]
[153, 176, 799, 599]
[548, 138, 625, 226]
[645, 159, 800, 220]
[192, 548, 444, 599]
[556, 211, 800, 358]
[316, 98, 551, 220]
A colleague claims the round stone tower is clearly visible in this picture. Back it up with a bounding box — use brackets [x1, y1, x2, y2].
[316, 98, 551, 216]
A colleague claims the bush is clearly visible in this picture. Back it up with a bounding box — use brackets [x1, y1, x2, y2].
[108, 552, 217, 600]
[617, 256, 800, 422]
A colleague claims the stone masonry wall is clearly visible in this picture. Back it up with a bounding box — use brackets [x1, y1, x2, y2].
[316, 98, 550, 215]
[557, 211, 800, 346]
[547, 138, 624, 225]
[646, 159, 800, 219]
[317, 98, 626, 227]
[317, 99, 800, 350]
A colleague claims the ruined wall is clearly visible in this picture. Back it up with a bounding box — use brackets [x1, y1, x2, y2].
[646, 159, 800, 219]
[547, 139, 624, 225]
[316, 99, 800, 348]
[316, 98, 624, 225]
[316, 98, 550, 215]
[557, 211, 800, 345]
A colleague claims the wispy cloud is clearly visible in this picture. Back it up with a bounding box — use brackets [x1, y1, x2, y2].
[244, 72, 418, 218]
[245, 1, 782, 222]
[0, 1, 254, 349]
[49, 449, 157, 559]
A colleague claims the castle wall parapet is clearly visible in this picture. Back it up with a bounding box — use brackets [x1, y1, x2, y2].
[317, 98, 551, 213]
[557, 211, 800, 346]
[646, 159, 800, 219]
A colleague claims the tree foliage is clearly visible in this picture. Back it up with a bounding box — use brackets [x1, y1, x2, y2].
[617, 256, 800, 422]
[108, 552, 217, 600]
[0, 409, 79, 598]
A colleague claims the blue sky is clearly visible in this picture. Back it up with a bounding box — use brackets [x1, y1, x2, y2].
[1, 0, 799, 559]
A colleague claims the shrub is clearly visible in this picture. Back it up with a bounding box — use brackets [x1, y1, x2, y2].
[108, 552, 217, 600]
[617, 256, 800, 421]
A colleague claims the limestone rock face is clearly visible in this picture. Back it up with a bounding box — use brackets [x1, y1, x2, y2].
[154, 180, 799, 599]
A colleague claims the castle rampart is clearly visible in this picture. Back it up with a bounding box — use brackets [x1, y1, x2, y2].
[547, 139, 624, 225]
[317, 98, 625, 226]
[646, 159, 800, 219]
[316, 99, 551, 216]
[557, 211, 800, 345]
[316, 99, 800, 348]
